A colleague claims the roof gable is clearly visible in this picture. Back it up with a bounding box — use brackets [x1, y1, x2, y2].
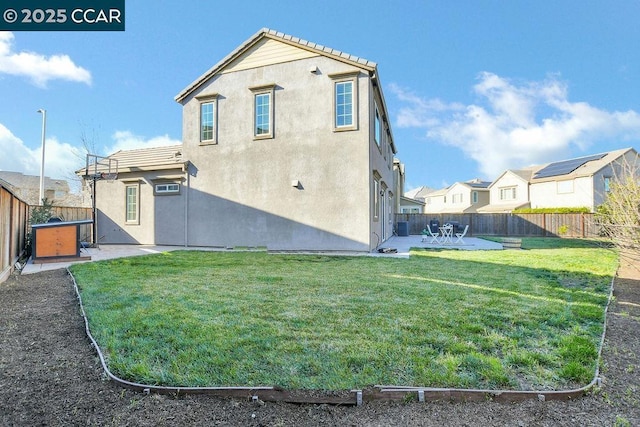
[222, 38, 319, 74]
[175, 28, 377, 103]
[488, 169, 535, 188]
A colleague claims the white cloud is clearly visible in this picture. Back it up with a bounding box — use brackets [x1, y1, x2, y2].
[1, 123, 181, 188]
[0, 32, 91, 87]
[104, 131, 181, 155]
[391, 73, 640, 180]
[0, 123, 82, 181]
[0, 123, 40, 173]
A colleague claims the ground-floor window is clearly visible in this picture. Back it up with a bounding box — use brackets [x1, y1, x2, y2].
[154, 183, 180, 195]
[373, 179, 380, 221]
[125, 184, 139, 224]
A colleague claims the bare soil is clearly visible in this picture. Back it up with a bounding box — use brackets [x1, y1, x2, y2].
[1, 255, 639, 426]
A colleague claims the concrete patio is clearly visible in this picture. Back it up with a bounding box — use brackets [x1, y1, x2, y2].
[19, 235, 504, 274]
[372, 234, 503, 258]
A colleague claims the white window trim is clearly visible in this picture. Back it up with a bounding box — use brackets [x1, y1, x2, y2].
[154, 183, 180, 195]
[330, 71, 359, 132]
[556, 180, 574, 194]
[196, 94, 218, 145]
[375, 104, 382, 147]
[373, 179, 380, 221]
[499, 186, 517, 201]
[250, 84, 276, 140]
[125, 182, 140, 225]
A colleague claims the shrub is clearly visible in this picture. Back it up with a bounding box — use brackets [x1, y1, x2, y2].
[513, 207, 591, 214]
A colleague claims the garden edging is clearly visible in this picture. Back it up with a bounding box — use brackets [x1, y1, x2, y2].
[68, 267, 615, 405]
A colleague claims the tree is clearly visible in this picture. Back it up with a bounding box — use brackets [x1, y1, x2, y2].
[29, 197, 57, 225]
[595, 156, 640, 262]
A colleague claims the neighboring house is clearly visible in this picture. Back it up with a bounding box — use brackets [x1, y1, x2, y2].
[393, 160, 423, 213]
[528, 147, 638, 212]
[0, 171, 80, 206]
[442, 179, 491, 213]
[422, 187, 448, 213]
[405, 186, 433, 202]
[399, 196, 425, 213]
[479, 147, 639, 213]
[402, 185, 431, 213]
[478, 169, 535, 213]
[83, 28, 399, 251]
[420, 179, 490, 213]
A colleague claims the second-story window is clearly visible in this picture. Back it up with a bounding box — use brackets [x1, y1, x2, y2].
[336, 81, 353, 127]
[500, 187, 517, 201]
[330, 71, 359, 131]
[374, 105, 381, 147]
[200, 101, 214, 143]
[255, 93, 271, 136]
[250, 84, 275, 139]
[197, 94, 218, 144]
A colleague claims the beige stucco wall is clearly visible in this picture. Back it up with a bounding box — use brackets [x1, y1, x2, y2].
[529, 177, 595, 210]
[94, 170, 186, 245]
[423, 193, 446, 213]
[423, 184, 489, 214]
[529, 152, 639, 212]
[488, 172, 530, 208]
[179, 54, 393, 251]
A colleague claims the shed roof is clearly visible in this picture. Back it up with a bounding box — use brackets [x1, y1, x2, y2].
[78, 145, 185, 176]
[107, 145, 184, 171]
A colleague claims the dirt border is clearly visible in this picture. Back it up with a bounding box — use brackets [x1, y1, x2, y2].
[1, 258, 638, 426]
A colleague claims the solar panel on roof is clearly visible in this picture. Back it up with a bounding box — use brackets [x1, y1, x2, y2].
[533, 153, 607, 179]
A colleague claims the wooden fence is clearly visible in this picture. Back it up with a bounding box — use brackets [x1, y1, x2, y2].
[1, 184, 29, 283]
[395, 213, 601, 238]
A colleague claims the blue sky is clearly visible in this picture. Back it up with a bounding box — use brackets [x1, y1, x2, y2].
[1, 0, 639, 193]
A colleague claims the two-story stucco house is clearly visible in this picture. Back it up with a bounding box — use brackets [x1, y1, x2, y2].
[528, 147, 638, 212]
[84, 28, 398, 252]
[477, 169, 536, 213]
[479, 147, 638, 212]
[421, 179, 490, 213]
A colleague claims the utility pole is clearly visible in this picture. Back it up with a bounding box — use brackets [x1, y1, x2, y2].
[37, 109, 47, 205]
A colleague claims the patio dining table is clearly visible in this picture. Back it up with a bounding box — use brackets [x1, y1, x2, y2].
[439, 224, 453, 244]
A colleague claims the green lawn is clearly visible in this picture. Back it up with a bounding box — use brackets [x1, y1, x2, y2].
[70, 238, 617, 390]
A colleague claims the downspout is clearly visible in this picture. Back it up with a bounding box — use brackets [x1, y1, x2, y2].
[183, 161, 190, 248]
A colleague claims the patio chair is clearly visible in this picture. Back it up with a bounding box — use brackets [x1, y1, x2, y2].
[422, 226, 440, 244]
[455, 225, 469, 244]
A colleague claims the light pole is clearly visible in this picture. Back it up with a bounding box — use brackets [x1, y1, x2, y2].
[37, 109, 46, 205]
